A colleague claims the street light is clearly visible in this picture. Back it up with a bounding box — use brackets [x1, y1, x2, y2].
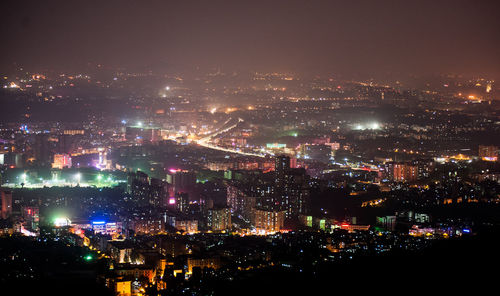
[75, 172, 81, 185]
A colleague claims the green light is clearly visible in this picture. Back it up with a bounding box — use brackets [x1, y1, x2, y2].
[84, 255, 93, 261]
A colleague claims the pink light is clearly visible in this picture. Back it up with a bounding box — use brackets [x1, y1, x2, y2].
[169, 197, 176, 205]
[169, 168, 180, 174]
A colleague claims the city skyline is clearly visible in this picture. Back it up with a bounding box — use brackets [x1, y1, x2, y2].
[1, 1, 500, 295]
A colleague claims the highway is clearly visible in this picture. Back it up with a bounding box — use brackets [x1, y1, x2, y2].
[194, 117, 269, 158]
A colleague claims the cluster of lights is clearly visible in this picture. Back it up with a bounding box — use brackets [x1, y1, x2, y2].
[74, 172, 82, 183]
[352, 122, 381, 131]
[54, 217, 71, 227]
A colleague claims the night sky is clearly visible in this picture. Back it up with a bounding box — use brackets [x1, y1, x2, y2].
[1, 0, 499, 79]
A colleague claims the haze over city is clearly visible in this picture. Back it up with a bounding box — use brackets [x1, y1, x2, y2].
[1, 1, 500, 296]
[2, 0, 500, 82]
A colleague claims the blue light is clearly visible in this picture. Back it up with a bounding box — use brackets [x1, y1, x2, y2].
[92, 221, 106, 225]
[463, 229, 470, 233]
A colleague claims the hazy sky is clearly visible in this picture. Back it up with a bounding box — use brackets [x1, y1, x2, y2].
[1, 0, 499, 79]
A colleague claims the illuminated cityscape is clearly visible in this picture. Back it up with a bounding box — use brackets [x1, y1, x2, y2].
[1, 1, 500, 295]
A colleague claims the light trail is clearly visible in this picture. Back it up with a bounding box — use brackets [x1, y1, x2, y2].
[194, 117, 269, 158]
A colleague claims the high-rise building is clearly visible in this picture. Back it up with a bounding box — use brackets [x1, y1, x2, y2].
[376, 216, 397, 231]
[187, 257, 221, 274]
[300, 144, 332, 162]
[174, 219, 198, 233]
[207, 207, 232, 231]
[22, 206, 39, 231]
[479, 145, 498, 161]
[1, 152, 23, 168]
[52, 153, 72, 169]
[276, 168, 310, 218]
[166, 170, 197, 195]
[57, 134, 77, 154]
[125, 126, 161, 143]
[274, 155, 310, 218]
[127, 171, 168, 206]
[1, 189, 13, 219]
[385, 162, 418, 182]
[34, 133, 52, 167]
[253, 208, 285, 233]
[92, 221, 123, 236]
[175, 192, 190, 214]
[411, 159, 434, 179]
[275, 155, 290, 187]
[227, 183, 266, 222]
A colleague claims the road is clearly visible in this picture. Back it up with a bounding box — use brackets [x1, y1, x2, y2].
[195, 117, 269, 158]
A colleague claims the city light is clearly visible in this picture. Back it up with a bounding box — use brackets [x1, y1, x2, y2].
[353, 122, 381, 130]
[54, 217, 71, 227]
[74, 172, 81, 184]
[21, 173, 27, 183]
[1, 4, 498, 292]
